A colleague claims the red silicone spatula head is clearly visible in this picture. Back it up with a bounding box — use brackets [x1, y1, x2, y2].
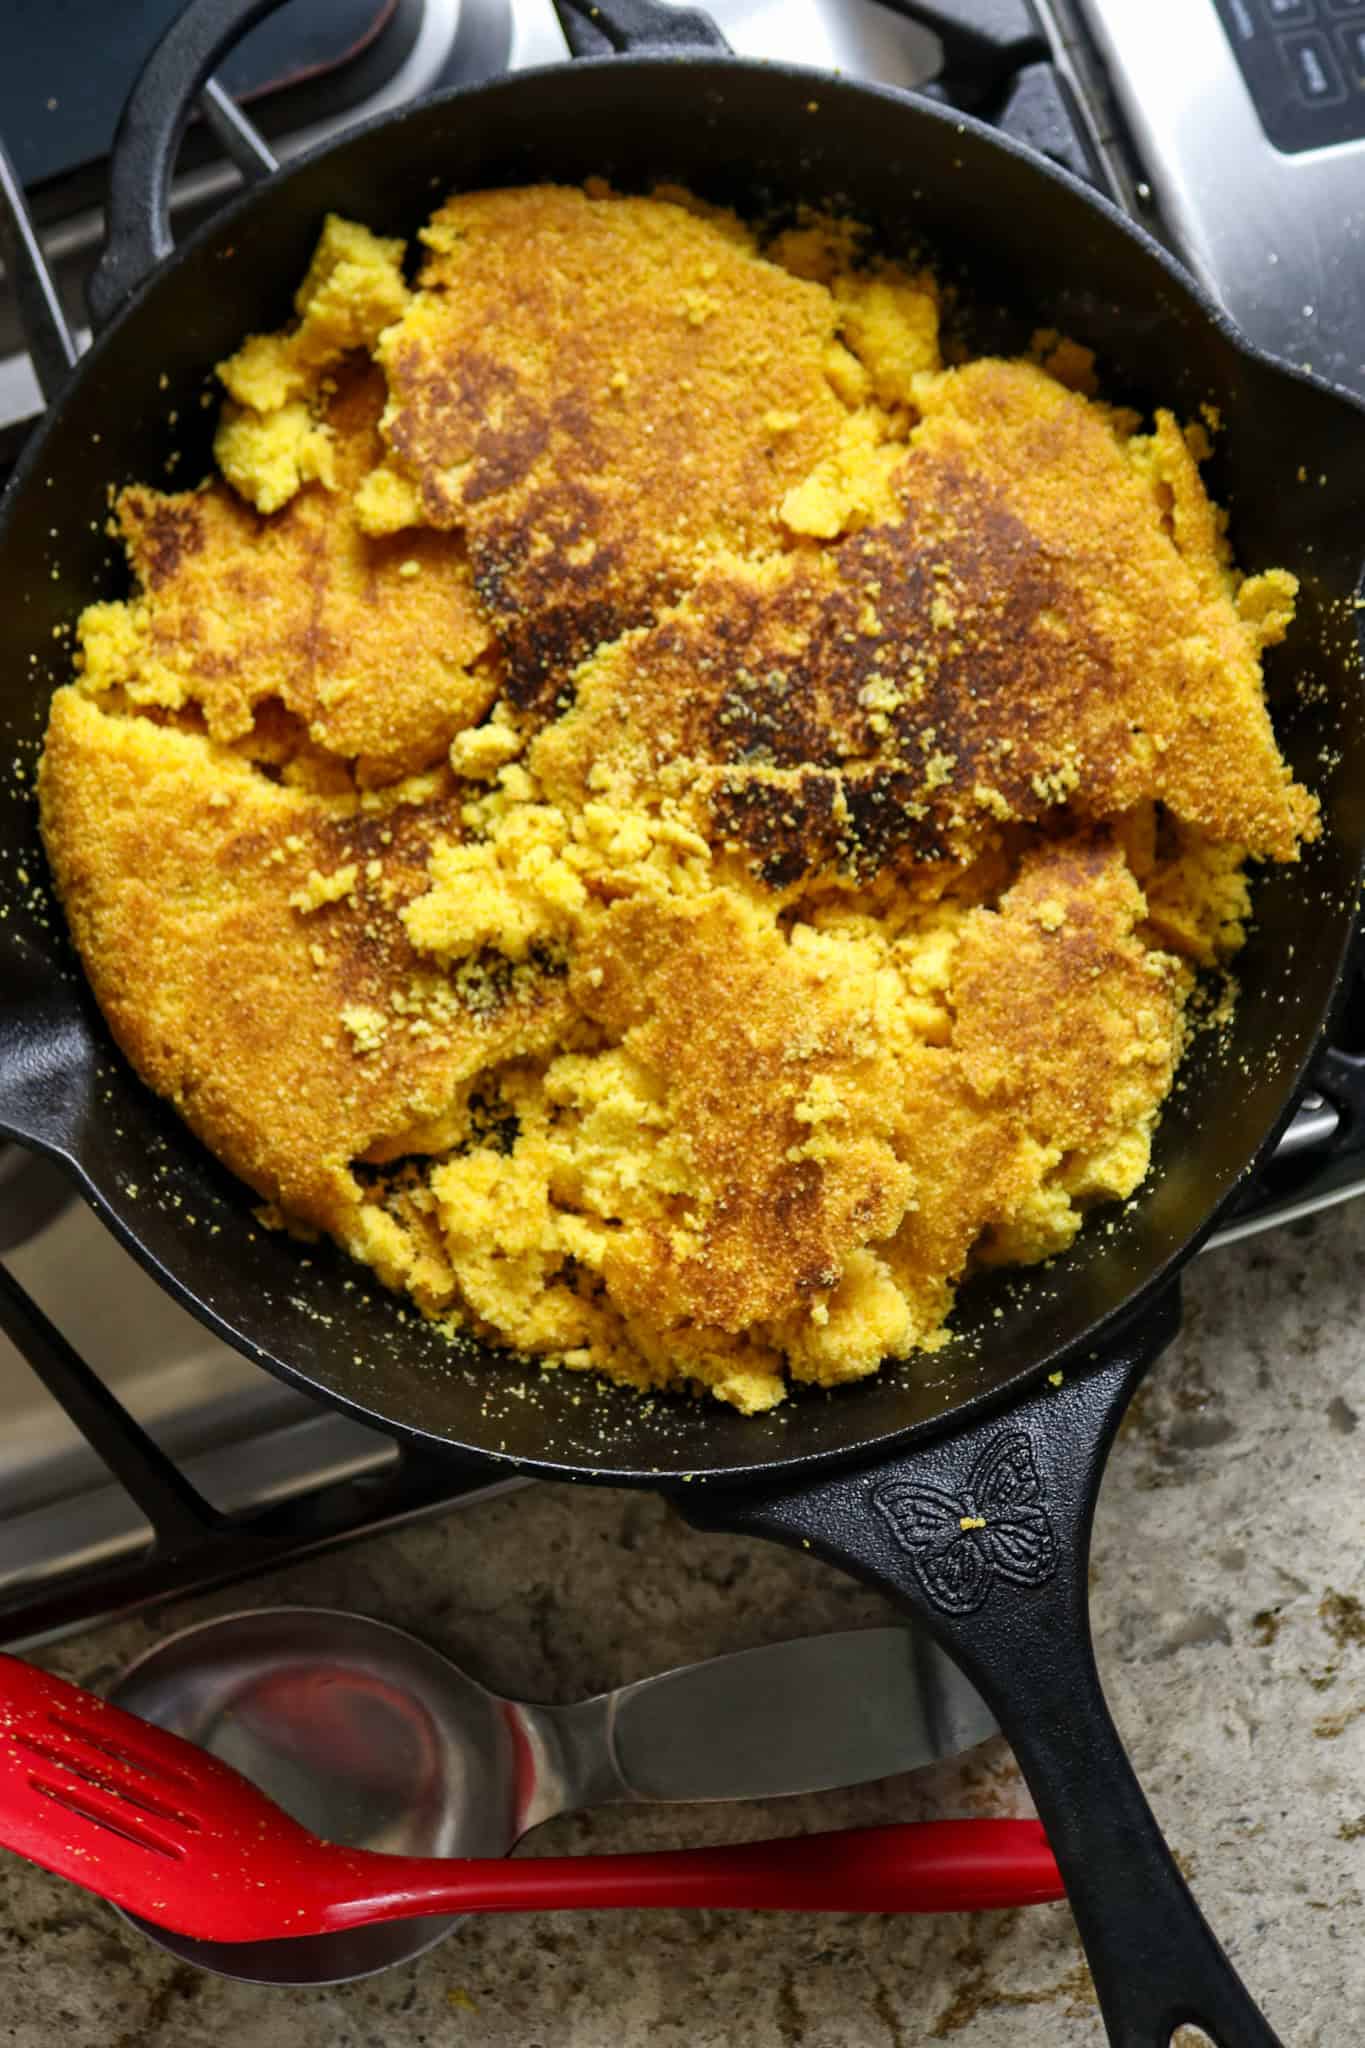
[0, 1653, 353, 1941]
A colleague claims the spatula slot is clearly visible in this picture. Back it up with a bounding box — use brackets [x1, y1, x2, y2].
[28, 1774, 186, 1859]
[44, 1708, 202, 1788]
[13, 1733, 201, 1828]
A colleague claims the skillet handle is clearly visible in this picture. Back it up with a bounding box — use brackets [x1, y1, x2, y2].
[88, 0, 286, 329]
[87, 0, 729, 331]
[685, 1291, 1285, 2048]
[552, 1, 728, 58]
[0, 939, 96, 1159]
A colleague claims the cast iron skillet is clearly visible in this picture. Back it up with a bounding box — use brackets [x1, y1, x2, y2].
[2, 0, 1365, 2038]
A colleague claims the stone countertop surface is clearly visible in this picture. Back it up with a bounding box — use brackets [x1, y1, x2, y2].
[2, 1203, 1362, 2048]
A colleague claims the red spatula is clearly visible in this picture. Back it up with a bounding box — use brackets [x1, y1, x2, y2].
[0, 1654, 1061, 1940]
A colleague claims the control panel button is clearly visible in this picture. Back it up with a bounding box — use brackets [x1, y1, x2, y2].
[1337, 19, 1365, 70]
[1215, 0, 1365, 149]
[1281, 28, 1349, 96]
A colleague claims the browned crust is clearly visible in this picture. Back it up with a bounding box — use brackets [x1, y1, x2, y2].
[377, 185, 854, 710]
[536, 360, 1315, 888]
[38, 690, 569, 1235]
[113, 364, 496, 784]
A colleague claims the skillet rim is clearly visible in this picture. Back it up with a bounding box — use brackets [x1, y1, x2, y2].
[4, 50, 1365, 1488]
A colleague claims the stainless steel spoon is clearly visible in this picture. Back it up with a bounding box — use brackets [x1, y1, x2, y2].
[108, 1605, 999, 1987]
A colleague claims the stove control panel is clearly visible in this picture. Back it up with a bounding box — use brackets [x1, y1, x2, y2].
[1077, 0, 1365, 394]
[1214, 0, 1365, 153]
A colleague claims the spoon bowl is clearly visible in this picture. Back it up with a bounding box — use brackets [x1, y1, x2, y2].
[109, 1608, 505, 1982]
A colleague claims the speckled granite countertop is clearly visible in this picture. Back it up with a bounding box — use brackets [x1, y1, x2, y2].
[3, 1201, 1362, 2048]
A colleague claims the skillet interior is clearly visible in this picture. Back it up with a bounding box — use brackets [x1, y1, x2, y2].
[1, 57, 1362, 1483]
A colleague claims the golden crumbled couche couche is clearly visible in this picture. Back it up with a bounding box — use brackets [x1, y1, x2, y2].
[38, 186, 1317, 1413]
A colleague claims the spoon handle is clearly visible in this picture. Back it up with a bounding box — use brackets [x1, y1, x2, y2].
[313, 1819, 1061, 1931]
[534, 1626, 1000, 1818]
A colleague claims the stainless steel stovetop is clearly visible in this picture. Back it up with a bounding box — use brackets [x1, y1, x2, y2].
[3, 0, 1364, 1646]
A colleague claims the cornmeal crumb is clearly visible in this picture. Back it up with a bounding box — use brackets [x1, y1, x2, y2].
[450, 721, 525, 779]
[341, 1004, 389, 1054]
[215, 400, 335, 514]
[290, 864, 358, 912]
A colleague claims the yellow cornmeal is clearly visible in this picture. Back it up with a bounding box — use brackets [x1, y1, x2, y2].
[38, 186, 1317, 1413]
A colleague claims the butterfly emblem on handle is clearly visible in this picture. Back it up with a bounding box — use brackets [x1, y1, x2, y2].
[871, 1432, 1058, 1615]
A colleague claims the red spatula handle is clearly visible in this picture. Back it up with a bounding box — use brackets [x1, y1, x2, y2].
[314, 1819, 1063, 1930]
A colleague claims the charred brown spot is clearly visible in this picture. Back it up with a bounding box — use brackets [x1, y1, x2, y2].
[587, 450, 1129, 890]
[840, 764, 953, 876]
[709, 769, 842, 887]
[464, 410, 551, 507]
[708, 760, 957, 886]
[705, 461, 1114, 802]
[126, 493, 206, 587]
[317, 795, 455, 878]
[770, 1154, 824, 1228]
[473, 479, 670, 713]
[388, 348, 553, 508]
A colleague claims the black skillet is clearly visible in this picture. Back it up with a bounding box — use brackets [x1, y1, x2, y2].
[2, 0, 1364, 2039]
